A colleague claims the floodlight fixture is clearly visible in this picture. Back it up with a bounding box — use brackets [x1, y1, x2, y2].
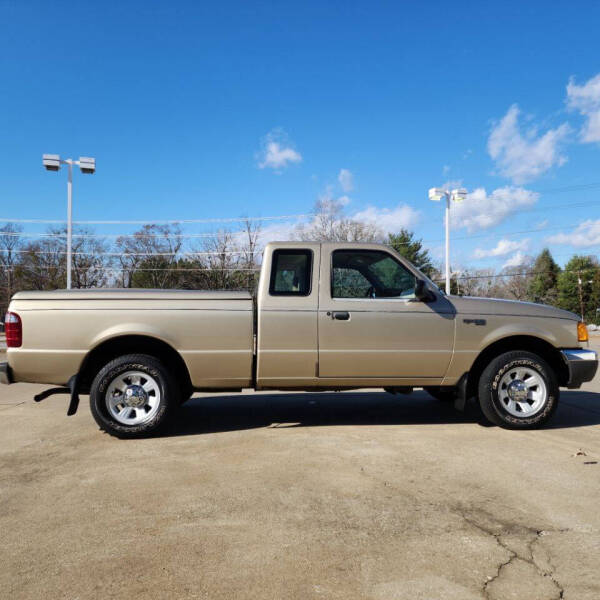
[451, 188, 467, 202]
[78, 157, 96, 174]
[43, 154, 61, 171]
[428, 187, 445, 202]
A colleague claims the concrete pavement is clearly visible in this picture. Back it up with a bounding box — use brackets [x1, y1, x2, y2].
[0, 342, 599, 599]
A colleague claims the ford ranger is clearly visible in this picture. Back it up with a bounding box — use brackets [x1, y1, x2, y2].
[0, 242, 597, 437]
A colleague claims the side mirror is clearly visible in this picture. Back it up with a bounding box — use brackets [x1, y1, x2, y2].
[414, 278, 431, 301]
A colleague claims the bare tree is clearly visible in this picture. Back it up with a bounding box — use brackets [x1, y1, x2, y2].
[70, 227, 112, 288]
[200, 229, 240, 290]
[0, 223, 23, 312]
[296, 199, 382, 242]
[501, 258, 534, 300]
[239, 218, 262, 291]
[116, 224, 182, 288]
[16, 234, 66, 291]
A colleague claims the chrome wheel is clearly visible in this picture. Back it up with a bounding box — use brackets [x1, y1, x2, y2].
[105, 370, 161, 426]
[498, 367, 547, 417]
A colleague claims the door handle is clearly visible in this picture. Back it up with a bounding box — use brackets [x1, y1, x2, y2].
[332, 311, 350, 321]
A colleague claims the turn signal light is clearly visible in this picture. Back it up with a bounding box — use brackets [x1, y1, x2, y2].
[577, 321, 589, 342]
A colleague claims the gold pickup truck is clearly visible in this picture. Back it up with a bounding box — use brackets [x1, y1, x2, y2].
[1, 241, 597, 437]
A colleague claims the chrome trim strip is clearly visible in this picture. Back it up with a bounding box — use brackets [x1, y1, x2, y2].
[561, 349, 598, 361]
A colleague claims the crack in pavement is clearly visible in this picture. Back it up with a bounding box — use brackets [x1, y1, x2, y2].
[457, 509, 567, 599]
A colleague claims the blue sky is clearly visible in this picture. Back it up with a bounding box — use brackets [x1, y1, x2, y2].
[1, 0, 600, 270]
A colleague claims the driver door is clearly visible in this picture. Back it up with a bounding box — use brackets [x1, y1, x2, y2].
[317, 246, 455, 379]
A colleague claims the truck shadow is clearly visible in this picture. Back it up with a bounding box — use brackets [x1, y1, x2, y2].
[165, 389, 600, 437]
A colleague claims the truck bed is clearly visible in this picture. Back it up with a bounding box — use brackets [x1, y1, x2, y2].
[8, 289, 254, 388]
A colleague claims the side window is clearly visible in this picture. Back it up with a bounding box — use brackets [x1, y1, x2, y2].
[332, 267, 372, 298]
[331, 250, 416, 299]
[269, 249, 312, 296]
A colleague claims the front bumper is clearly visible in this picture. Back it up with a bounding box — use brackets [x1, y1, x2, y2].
[561, 349, 598, 389]
[0, 362, 13, 385]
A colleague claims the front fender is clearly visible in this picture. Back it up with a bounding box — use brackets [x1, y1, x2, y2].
[477, 322, 560, 350]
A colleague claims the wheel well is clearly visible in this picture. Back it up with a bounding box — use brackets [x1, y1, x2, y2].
[77, 335, 193, 397]
[466, 335, 568, 398]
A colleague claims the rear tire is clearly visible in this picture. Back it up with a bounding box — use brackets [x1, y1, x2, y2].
[90, 353, 180, 438]
[478, 350, 559, 429]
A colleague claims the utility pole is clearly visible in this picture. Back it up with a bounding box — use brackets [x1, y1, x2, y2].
[6, 267, 11, 310]
[577, 270, 593, 321]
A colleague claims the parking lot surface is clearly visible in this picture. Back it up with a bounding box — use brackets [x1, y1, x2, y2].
[1, 340, 599, 599]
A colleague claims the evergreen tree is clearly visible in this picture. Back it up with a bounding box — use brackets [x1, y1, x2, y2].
[557, 255, 600, 322]
[388, 230, 434, 277]
[527, 248, 560, 305]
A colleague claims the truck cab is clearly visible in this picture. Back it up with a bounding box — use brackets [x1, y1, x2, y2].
[257, 242, 455, 389]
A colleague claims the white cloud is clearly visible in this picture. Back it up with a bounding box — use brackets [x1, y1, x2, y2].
[474, 238, 529, 259]
[546, 219, 600, 247]
[566, 73, 600, 143]
[450, 186, 539, 231]
[351, 204, 420, 233]
[318, 184, 351, 207]
[487, 104, 570, 183]
[255, 220, 301, 244]
[257, 129, 302, 171]
[442, 165, 451, 175]
[258, 202, 420, 244]
[503, 251, 528, 269]
[338, 169, 354, 192]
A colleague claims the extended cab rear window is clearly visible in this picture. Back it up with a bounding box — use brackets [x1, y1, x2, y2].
[269, 249, 312, 296]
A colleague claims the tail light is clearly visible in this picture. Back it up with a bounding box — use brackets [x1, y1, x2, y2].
[5, 312, 22, 347]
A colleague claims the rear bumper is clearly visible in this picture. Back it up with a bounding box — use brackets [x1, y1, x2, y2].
[0, 362, 13, 385]
[561, 349, 598, 389]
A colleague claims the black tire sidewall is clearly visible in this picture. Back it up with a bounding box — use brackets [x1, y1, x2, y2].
[90, 354, 178, 438]
[479, 351, 558, 429]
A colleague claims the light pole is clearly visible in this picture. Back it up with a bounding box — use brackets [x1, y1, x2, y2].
[43, 154, 96, 290]
[428, 186, 467, 295]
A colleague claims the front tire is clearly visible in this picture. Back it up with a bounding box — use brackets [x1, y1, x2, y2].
[90, 354, 180, 438]
[478, 351, 559, 429]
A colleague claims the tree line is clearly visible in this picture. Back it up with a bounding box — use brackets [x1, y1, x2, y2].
[0, 220, 262, 315]
[1, 200, 599, 323]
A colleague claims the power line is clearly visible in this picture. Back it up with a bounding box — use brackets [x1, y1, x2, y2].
[0, 220, 597, 247]
[0, 231, 235, 239]
[0, 213, 312, 225]
[532, 182, 600, 194]
[427, 199, 600, 226]
[0, 264, 261, 272]
[0, 248, 253, 257]
[1, 196, 599, 229]
[434, 267, 600, 282]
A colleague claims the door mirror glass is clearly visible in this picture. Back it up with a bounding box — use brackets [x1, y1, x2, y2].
[415, 278, 429, 301]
